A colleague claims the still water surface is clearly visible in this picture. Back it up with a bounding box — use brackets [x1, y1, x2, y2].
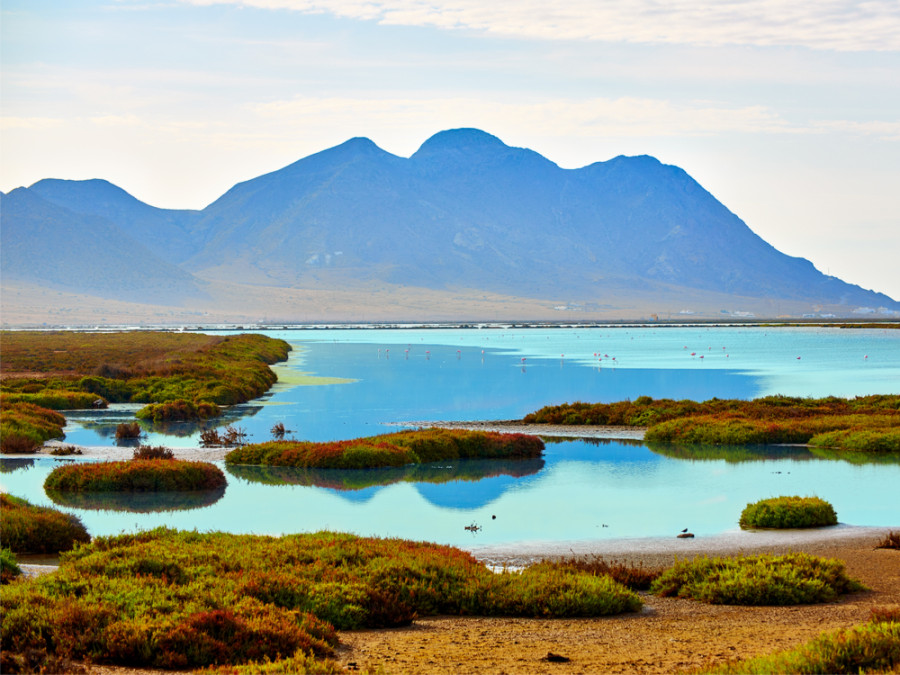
[2, 326, 898, 546]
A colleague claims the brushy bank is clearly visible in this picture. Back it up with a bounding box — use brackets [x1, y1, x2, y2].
[225, 428, 545, 469]
[44, 459, 226, 492]
[525, 395, 900, 448]
[739, 496, 838, 529]
[0, 528, 641, 672]
[0, 331, 291, 446]
[651, 552, 864, 605]
[0, 493, 90, 554]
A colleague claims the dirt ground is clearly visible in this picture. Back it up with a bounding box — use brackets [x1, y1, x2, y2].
[333, 535, 900, 674]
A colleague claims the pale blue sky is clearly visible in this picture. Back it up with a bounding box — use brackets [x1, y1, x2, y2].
[2, 0, 898, 299]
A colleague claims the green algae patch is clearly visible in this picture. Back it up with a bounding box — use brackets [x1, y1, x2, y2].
[270, 364, 355, 387]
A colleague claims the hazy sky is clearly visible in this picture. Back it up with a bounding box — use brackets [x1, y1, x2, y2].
[2, 0, 899, 300]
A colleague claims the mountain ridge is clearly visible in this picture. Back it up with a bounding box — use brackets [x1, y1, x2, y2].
[2, 128, 896, 322]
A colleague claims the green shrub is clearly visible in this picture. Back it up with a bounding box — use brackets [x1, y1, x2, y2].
[0, 493, 90, 554]
[740, 496, 838, 529]
[703, 613, 900, 674]
[809, 428, 900, 453]
[0, 528, 641, 671]
[225, 429, 544, 469]
[1, 548, 21, 584]
[0, 401, 67, 452]
[136, 399, 221, 422]
[651, 552, 864, 605]
[44, 460, 226, 492]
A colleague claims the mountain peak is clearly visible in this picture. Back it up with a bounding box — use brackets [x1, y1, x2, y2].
[412, 128, 508, 159]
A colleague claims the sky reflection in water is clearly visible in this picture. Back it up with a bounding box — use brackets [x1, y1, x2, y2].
[2, 326, 898, 544]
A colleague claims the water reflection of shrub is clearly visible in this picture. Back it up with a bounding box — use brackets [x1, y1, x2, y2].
[227, 458, 545, 490]
[0, 458, 36, 473]
[46, 487, 226, 513]
[646, 443, 814, 463]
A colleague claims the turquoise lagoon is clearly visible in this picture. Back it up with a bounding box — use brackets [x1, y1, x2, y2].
[2, 325, 898, 547]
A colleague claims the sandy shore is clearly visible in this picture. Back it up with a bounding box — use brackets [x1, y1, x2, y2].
[387, 420, 647, 440]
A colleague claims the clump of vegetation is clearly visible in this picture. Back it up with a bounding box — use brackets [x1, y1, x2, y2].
[0, 402, 67, 453]
[49, 445, 83, 456]
[739, 496, 838, 529]
[651, 552, 864, 605]
[201, 426, 249, 448]
[271, 422, 287, 440]
[809, 428, 900, 453]
[132, 444, 175, 460]
[225, 428, 545, 469]
[0, 493, 90, 554]
[540, 555, 663, 591]
[702, 611, 900, 674]
[1, 548, 22, 584]
[525, 395, 900, 448]
[0, 528, 641, 671]
[0, 332, 291, 429]
[136, 398, 221, 422]
[115, 421, 143, 440]
[44, 460, 226, 492]
[875, 530, 900, 550]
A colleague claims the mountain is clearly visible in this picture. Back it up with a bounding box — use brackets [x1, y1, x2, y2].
[0, 187, 206, 304]
[2, 128, 896, 320]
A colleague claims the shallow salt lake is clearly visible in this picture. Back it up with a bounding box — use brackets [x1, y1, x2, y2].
[2, 325, 899, 546]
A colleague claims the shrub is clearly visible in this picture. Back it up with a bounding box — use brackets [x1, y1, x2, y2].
[545, 554, 663, 591]
[132, 445, 175, 461]
[225, 428, 544, 469]
[703, 613, 900, 674]
[49, 445, 83, 456]
[44, 460, 226, 492]
[739, 496, 838, 529]
[136, 399, 221, 422]
[1, 548, 21, 584]
[115, 421, 143, 440]
[0, 401, 67, 452]
[0, 528, 641, 671]
[875, 530, 900, 550]
[651, 552, 864, 605]
[809, 428, 900, 453]
[0, 493, 90, 554]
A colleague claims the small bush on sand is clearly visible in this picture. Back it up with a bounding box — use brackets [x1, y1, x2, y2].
[875, 530, 900, 550]
[0, 493, 90, 554]
[49, 445, 83, 456]
[44, 460, 226, 492]
[739, 496, 837, 529]
[651, 552, 864, 605]
[701, 611, 900, 674]
[1, 548, 22, 584]
[132, 445, 175, 461]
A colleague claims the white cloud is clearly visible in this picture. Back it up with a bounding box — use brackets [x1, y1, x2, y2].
[176, 0, 900, 51]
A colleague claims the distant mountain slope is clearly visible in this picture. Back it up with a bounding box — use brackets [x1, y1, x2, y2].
[0, 188, 206, 303]
[28, 178, 201, 264]
[2, 128, 896, 315]
[184, 128, 897, 308]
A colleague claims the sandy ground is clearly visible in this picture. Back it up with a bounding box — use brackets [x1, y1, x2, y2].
[333, 532, 900, 674]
